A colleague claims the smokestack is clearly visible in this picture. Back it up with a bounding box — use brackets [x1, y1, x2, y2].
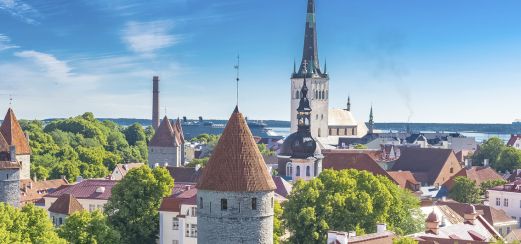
[152, 76, 160, 130]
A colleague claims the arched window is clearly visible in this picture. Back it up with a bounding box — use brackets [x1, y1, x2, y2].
[315, 90, 319, 99]
[199, 197, 203, 209]
[321, 91, 325, 100]
[286, 163, 292, 177]
[306, 166, 311, 176]
[295, 90, 300, 99]
[318, 128, 321, 137]
[296, 166, 301, 176]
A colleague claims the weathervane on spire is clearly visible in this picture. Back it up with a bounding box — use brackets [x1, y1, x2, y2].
[8, 94, 13, 107]
[234, 55, 240, 107]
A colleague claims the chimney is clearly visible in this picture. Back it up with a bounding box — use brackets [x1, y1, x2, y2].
[327, 231, 348, 244]
[152, 76, 160, 130]
[425, 211, 440, 235]
[464, 158, 472, 169]
[463, 204, 478, 225]
[483, 159, 490, 167]
[376, 223, 387, 234]
[9, 145, 16, 161]
[96, 186, 106, 193]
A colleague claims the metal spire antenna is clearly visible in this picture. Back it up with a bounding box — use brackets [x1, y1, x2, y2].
[234, 55, 240, 107]
[9, 94, 12, 107]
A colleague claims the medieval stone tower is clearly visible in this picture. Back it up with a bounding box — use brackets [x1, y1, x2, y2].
[1, 108, 31, 180]
[0, 138, 21, 207]
[290, 0, 329, 138]
[197, 106, 277, 244]
[148, 116, 185, 168]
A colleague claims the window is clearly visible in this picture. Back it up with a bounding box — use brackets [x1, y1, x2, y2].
[499, 228, 503, 235]
[191, 224, 197, 237]
[200, 197, 203, 209]
[191, 207, 196, 217]
[296, 166, 300, 176]
[52, 216, 55, 225]
[286, 163, 292, 177]
[6, 174, 8, 180]
[89, 204, 95, 212]
[505, 198, 509, 207]
[496, 198, 501, 206]
[59, 218, 63, 225]
[507, 227, 512, 234]
[295, 90, 299, 99]
[221, 199, 227, 211]
[252, 198, 257, 210]
[450, 168, 453, 173]
[306, 166, 311, 176]
[185, 224, 190, 237]
[172, 218, 179, 230]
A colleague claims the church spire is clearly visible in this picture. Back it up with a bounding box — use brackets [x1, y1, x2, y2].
[297, 0, 324, 77]
[368, 105, 374, 134]
[297, 62, 312, 131]
[346, 95, 351, 111]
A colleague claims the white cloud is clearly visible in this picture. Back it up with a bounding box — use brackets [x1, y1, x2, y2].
[0, 0, 40, 24]
[122, 20, 181, 55]
[0, 34, 19, 51]
[14, 50, 72, 81]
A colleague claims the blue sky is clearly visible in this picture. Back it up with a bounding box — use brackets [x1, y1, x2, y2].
[0, 0, 520, 123]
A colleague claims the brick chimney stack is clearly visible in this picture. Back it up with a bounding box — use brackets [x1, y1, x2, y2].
[152, 76, 160, 130]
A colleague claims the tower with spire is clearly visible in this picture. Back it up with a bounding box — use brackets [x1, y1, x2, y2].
[197, 106, 276, 244]
[148, 116, 185, 168]
[346, 95, 351, 111]
[368, 106, 375, 134]
[290, 0, 329, 138]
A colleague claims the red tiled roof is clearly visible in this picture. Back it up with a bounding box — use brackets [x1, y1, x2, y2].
[507, 134, 521, 147]
[272, 176, 292, 198]
[0, 161, 19, 169]
[391, 147, 461, 185]
[438, 200, 516, 226]
[149, 116, 179, 147]
[20, 178, 69, 204]
[173, 119, 185, 144]
[443, 166, 503, 190]
[0, 108, 31, 154]
[159, 183, 197, 212]
[322, 150, 397, 184]
[46, 180, 117, 200]
[48, 194, 84, 215]
[387, 171, 419, 191]
[197, 107, 276, 192]
[114, 163, 144, 178]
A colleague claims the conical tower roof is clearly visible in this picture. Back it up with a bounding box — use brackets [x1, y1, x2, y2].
[149, 116, 178, 147]
[197, 106, 276, 192]
[0, 108, 31, 154]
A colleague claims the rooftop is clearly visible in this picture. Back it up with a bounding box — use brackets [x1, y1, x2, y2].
[48, 194, 84, 215]
[45, 179, 117, 200]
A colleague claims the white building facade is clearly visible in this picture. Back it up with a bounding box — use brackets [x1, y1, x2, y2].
[488, 184, 521, 228]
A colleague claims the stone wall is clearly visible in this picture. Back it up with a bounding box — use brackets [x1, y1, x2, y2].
[16, 154, 31, 180]
[0, 168, 20, 207]
[148, 146, 180, 168]
[197, 190, 274, 244]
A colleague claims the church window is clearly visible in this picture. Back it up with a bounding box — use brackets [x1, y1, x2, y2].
[221, 199, 227, 210]
[6, 174, 8, 180]
[318, 128, 321, 137]
[172, 218, 179, 230]
[252, 198, 257, 210]
[306, 166, 311, 176]
[286, 163, 292, 177]
[295, 90, 300, 99]
[296, 166, 301, 176]
[191, 207, 196, 217]
[315, 90, 319, 99]
[326, 90, 328, 99]
[199, 197, 203, 209]
[322, 91, 325, 99]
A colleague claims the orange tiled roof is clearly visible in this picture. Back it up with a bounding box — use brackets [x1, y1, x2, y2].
[197, 107, 276, 192]
[48, 194, 84, 215]
[20, 178, 69, 204]
[443, 166, 503, 190]
[149, 116, 178, 147]
[0, 108, 31, 155]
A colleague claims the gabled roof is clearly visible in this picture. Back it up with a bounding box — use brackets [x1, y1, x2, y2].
[167, 166, 202, 184]
[159, 184, 197, 212]
[149, 116, 178, 147]
[113, 163, 144, 178]
[197, 107, 276, 192]
[328, 108, 357, 126]
[272, 176, 292, 198]
[391, 148, 455, 185]
[48, 194, 84, 215]
[507, 134, 521, 147]
[443, 166, 503, 190]
[46, 180, 117, 200]
[388, 171, 420, 191]
[0, 108, 31, 154]
[20, 178, 69, 204]
[322, 150, 397, 184]
[173, 118, 185, 144]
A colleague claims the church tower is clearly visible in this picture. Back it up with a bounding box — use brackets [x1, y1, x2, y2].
[197, 106, 276, 244]
[291, 0, 329, 138]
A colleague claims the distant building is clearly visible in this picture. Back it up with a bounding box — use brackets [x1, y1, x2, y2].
[327, 224, 395, 244]
[20, 178, 68, 206]
[443, 166, 503, 191]
[110, 163, 144, 180]
[196, 107, 276, 244]
[44, 179, 117, 212]
[391, 148, 462, 187]
[148, 116, 185, 168]
[279, 77, 323, 181]
[166, 166, 203, 184]
[507, 135, 521, 149]
[48, 193, 84, 227]
[488, 180, 521, 228]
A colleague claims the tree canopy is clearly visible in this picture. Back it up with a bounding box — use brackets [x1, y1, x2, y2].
[448, 176, 481, 204]
[282, 169, 424, 243]
[58, 210, 120, 244]
[20, 113, 152, 182]
[0, 203, 65, 243]
[472, 137, 521, 172]
[104, 166, 174, 244]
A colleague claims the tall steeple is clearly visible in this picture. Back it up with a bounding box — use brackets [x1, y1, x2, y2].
[368, 105, 374, 134]
[296, 0, 325, 77]
[346, 95, 351, 111]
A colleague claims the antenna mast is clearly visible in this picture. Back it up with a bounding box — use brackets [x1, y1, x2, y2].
[234, 55, 240, 106]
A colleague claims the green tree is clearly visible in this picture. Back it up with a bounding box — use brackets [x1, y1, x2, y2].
[480, 179, 507, 195]
[282, 169, 423, 243]
[354, 144, 368, 149]
[273, 201, 284, 244]
[51, 160, 81, 182]
[185, 157, 209, 168]
[58, 210, 120, 244]
[473, 137, 505, 167]
[393, 236, 418, 244]
[449, 176, 481, 204]
[258, 143, 275, 156]
[0, 203, 66, 243]
[31, 165, 49, 181]
[124, 123, 146, 146]
[104, 166, 174, 244]
[496, 147, 521, 172]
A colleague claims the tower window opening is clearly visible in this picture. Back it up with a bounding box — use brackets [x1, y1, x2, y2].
[221, 199, 227, 211]
[252, 198, 257, 210]
[199, 197, 203, 209]
[296, 166, 301, 176]
[306, 166, 311, 176]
